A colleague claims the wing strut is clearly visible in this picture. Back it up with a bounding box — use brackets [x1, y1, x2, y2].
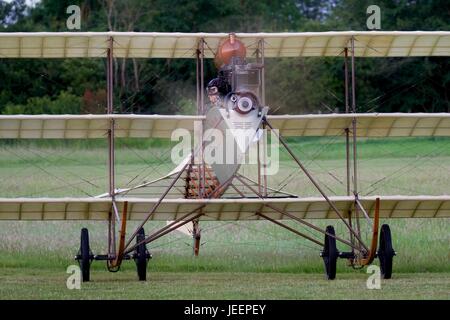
[108, 201, 128, 270]
[122, 154, 192, 253]
[106, 36, 118, 264]
[263, 118, 369, 252]
[123, 171, 237, 255]
[235, 173, 361, 251]
[360, 198, 380, 266]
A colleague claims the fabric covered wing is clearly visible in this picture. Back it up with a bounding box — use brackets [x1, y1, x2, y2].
[0, 31, 449, 58]
[0, 196, 449, 220]
[1, 113, 449, 139]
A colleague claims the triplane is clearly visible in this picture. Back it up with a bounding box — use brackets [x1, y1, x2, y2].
[0, 31, 449, 281]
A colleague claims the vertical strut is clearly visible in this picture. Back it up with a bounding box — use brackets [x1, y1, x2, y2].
[107, 37, 115, 196]
[262, 122, 268, 197]
[196, 48, 200, 116]
[199, 39, 206, 198]
[106, 36, 116, 258]
[259, 39, 266, 106]
[344, 47, 351, 197]
[344, 47, 355, 257]
[345, 130, 350, 196]
[195, 44, 200, 195]
[259, 39, 267, 197]
[256, 42, 262, 196]
[195, 39, 205, 256]
[350, 37, 362, 244]
[192, 220, 201, 256]
[351, 37, 358, 196]
[257, 137, 262, 195]
[200, 39, 205, 116]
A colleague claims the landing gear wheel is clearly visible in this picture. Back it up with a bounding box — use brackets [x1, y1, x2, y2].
[378, 224, 395, 279]
[322, 225, 338, 280]
[134, 227, 148, 281]
[78, 228, 92, 282]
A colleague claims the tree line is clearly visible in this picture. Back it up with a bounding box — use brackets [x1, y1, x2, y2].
[0, 0, 449, 115]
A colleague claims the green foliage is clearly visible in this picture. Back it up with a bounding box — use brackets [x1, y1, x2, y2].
[266, 57, 344, 114]
[177, 98, 197, 115]
[3, 91, 81, 114]
[0, 0, 449, 115]
[329, 0, 450, 31]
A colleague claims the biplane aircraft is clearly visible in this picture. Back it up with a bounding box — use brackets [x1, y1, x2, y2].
[0, 31, 449, 281]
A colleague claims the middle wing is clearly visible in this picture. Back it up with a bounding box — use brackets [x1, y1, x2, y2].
[1, 113, 449, 139]
[0, 114, 199, 139]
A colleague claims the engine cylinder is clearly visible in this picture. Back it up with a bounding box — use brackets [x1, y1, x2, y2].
[214, 33, 246, 68]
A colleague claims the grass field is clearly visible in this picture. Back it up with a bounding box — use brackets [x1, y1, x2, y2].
[0, 137, 449, 299]
[1, 269, 449, 299]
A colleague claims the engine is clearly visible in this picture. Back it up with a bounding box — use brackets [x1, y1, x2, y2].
[213, 34, 264, 115]
[204, 34, 269, 184]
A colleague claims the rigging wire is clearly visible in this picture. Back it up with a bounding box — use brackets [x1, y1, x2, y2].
[17, 147, 101, 189]
[363, 140, 450, 195]
[273, 133, 344, 194]
[115, 138, 174, 186]
[4, 148, 94, 197]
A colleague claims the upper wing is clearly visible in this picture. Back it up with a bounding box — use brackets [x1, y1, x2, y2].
[0, 31, 449, 59]
[0, 195, 449, 220]
[1, 113, 449, 139]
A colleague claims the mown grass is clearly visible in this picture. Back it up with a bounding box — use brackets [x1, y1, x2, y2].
[0, 137, 449, 299]
[1, 269, 449, 299]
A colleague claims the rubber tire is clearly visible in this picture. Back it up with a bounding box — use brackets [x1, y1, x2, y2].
[378, 224, 394, 279]
[322, 225, 338, 280]
[79, 228, 91, 282]
[135, 228, 148, 281]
